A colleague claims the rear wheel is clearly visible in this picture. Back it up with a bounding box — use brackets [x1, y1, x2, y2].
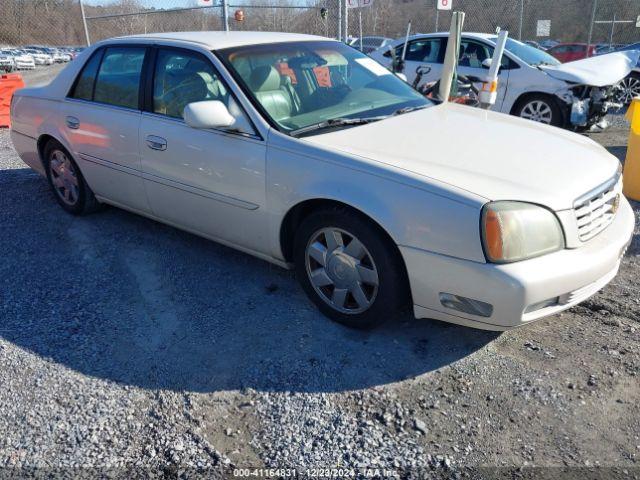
[43, 139, 100, 215]
[294, 207, 408, 329]
[514, 95, 563, 127]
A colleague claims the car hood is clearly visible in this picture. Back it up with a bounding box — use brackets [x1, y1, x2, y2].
[540, 51, 639, 86]
[303, 103, 619, 211]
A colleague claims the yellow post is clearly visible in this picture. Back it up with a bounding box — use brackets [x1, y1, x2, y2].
[623, 98, 640, 201]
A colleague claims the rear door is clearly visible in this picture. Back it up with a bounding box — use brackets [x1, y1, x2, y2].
[60, 45, 151, 213]
[398, 37, 445, 86]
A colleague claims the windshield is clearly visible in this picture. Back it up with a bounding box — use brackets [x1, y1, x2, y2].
[490, 37, 560, 66]
[217, 41, 430, 135]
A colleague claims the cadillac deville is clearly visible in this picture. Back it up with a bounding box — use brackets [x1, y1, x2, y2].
[10, 32, 635, 330]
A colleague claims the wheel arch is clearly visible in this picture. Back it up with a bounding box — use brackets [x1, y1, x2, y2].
[510, 91, 567, 126]
[279, 197, 412, 301]
[509, 91, 562, 115]
[36, 134, 59, 166]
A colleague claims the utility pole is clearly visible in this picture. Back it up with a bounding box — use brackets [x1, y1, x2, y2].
[79, 0, 91, 46]
[222, 0, 229, 32]
[586, 0, 597, 56]
[344, 0, 349, 42]
[518, 0, 524, 41]
[338, 0, 342, 41]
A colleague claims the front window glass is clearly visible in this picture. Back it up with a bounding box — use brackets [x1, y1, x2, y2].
[154, 49, 225, 118]
[492, 38, 560, 66]
[218, 41, 430, 135]
[152, 48, 254, 134]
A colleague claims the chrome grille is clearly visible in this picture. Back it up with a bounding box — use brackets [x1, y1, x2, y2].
[574, 175, 621, 242]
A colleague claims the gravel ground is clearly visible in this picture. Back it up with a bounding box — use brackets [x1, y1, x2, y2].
[0, 66, 639, 478]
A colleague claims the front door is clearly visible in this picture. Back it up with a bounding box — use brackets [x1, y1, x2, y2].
[139, 47, 268, 254]
[456, 39, 510, 111]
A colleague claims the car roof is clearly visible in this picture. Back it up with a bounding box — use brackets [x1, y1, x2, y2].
[115, 31, 328, 49]
[394, 32, 497, 43]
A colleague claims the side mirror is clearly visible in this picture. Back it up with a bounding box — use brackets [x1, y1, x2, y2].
[184, 101, 235, 130]
[481, 58, 492, 69]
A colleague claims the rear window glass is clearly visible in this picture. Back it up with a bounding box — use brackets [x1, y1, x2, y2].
[93, 47, 145, 109]
[70, 50, 103, 101]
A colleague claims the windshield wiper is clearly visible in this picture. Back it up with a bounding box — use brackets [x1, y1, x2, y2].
[290, 116, 386, 137]
[392, 105, 428, 116]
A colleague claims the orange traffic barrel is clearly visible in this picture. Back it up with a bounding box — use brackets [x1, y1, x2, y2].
[623, 98, 640, 201]
[0, 73, 25, 128]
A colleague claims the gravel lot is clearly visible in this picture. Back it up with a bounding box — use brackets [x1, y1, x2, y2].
[1, 65, 639, 478]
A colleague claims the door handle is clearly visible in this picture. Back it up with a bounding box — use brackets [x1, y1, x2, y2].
[146, 135, 167, 151]
[66, 116, 80, 129]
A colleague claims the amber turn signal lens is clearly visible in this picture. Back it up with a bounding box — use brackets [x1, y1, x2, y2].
[483, 209, 503, 261]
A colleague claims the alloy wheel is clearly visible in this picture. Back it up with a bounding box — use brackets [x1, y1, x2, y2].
[616, 76, 640, 105]
[520, 100, 553, 124]
[305, 227, 379, 314]
[49, 149, 79, 206]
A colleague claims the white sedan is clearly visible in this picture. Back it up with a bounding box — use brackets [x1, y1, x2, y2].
[10, 32, 635, 330]
[11, 50, 36, 70]
[370, 33, 637, 129]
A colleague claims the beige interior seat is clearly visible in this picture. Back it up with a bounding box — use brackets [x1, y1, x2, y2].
[248, 65, 292, 122]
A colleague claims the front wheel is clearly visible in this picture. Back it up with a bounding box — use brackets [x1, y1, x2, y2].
[615, 73, 640, 105]
[294, 208, 409, 329]
[514, 95, 563, 127]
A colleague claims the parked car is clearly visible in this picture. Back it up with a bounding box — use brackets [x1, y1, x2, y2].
[610, 42, 640, 104]
[370, 33, 636, 129]
[547, 43, 596, 63]
[44, 48, 70, 63]
[24, 49, 53, 65]
[10, 32, 634, 330]
[351, 36, 394, 54]
[538, 39, 559, 50]
[595, 43, 623, 55]
[10, 50, 35, 70]
[0, 50, 16, 72]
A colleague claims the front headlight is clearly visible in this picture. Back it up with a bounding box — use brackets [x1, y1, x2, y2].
[481, 201, 565, 263]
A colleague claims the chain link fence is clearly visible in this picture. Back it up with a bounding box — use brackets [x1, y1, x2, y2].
[1, 0, 639, 49]
[343, 0, 640, 46]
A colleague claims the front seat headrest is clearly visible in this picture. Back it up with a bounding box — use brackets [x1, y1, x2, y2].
[249, 65, 282, 92]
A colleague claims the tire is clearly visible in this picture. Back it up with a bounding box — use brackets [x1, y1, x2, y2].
[615, 72, 640, 105]
[43, 139, 101, 215]
[513, 94, 563, 127]
[293, 206, 409, 329]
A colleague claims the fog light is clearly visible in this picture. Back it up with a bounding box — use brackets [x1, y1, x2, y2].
[524, 297, 559, 314]
[439, 293, 493, 318]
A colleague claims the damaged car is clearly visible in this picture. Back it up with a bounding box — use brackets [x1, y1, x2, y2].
[370, 33, 638, 130]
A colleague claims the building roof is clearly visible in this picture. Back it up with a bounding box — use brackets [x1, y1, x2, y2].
[118, 31, 329, 49]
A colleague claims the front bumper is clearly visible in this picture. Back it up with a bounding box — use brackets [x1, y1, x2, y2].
[403, 197, 635, 330]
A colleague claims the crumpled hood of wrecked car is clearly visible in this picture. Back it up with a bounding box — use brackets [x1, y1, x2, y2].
[540, 50, 639, 87]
